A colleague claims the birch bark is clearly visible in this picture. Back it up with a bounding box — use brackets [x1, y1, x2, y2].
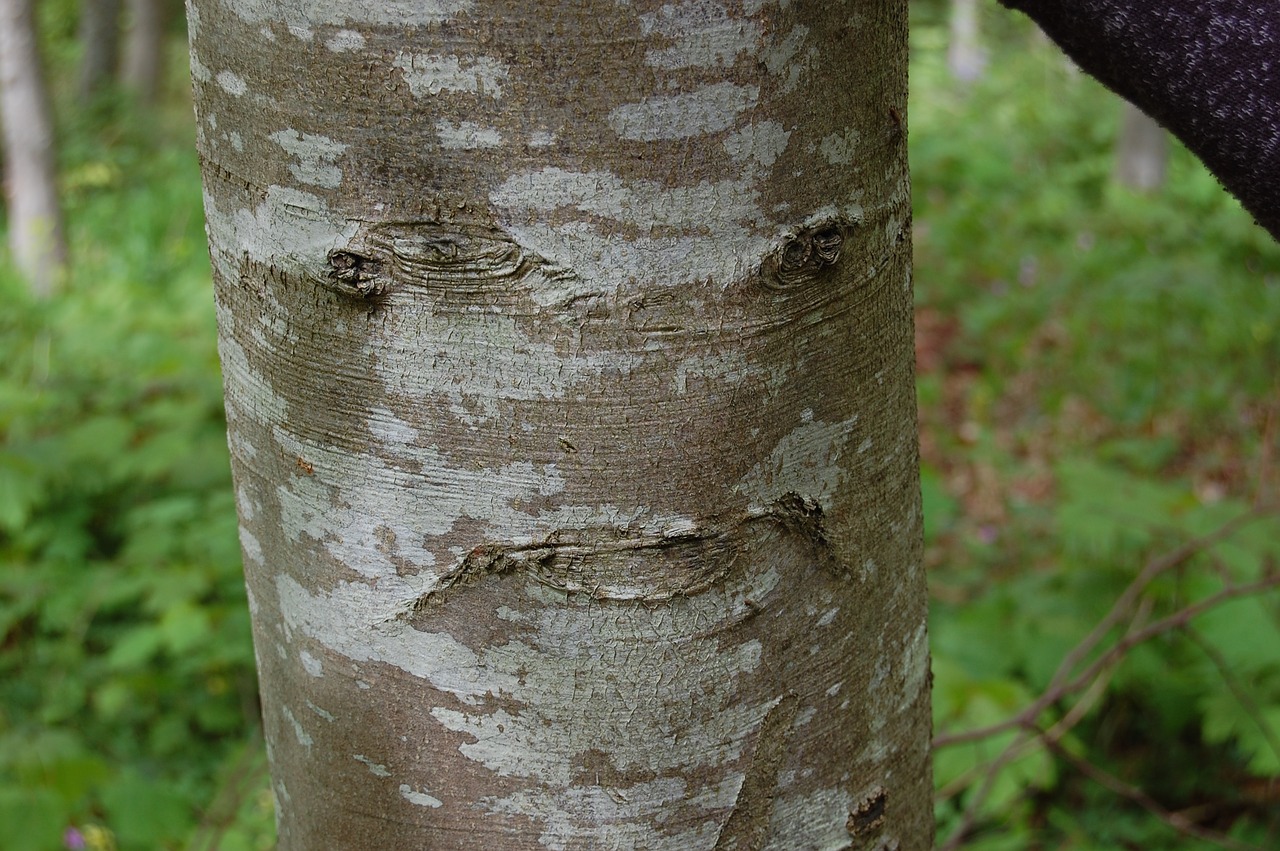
[187, 1, 929, 847]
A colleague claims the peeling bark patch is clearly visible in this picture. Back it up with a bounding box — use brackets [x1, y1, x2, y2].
[847, 786, 887, 837]
[608, 82, 759, 141]
[714, 692, 799, 850]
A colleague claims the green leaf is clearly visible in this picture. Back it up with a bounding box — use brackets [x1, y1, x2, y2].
[0, 787, 68, 851]
[100, 771, 192, 850]
[0, 454, 44, 534]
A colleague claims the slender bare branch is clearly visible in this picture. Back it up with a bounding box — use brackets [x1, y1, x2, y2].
[1042, 736, 1270, 851]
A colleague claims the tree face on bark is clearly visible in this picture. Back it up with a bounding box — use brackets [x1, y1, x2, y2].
[188, 1, 929, 847]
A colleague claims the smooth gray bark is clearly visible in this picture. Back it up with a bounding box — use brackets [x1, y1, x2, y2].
[0, 0, 66, 296]
[188, 1, 930, 848]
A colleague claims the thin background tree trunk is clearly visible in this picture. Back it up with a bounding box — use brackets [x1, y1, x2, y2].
[78, 0, 122, 102]
[948, 0, 986, 83]
[1114, 101, 1169, 192]
[187, 1, 930, 847]
[0, 0, 66, 296]
[123, 0, 166, 104]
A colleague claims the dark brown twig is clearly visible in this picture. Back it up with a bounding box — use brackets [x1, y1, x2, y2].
[1041, 735, 1269, 851]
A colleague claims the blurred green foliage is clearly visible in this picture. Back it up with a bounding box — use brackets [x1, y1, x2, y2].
[0, 16, 274, 851]
[0, 2, 1277, 849]
[913, 3, 1280, 848]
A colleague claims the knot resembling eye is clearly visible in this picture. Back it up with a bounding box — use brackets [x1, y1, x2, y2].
[327, 250, 385, 297]
[779, 237, 812, 273]
[812, 227, 843, 264]
[766, 221, 848, 288]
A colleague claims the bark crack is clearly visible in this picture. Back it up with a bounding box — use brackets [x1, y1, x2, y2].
[404, 492, 842, 613]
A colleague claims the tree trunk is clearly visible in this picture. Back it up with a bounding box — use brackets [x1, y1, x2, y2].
[0, 0, 66, 296]
[123, 0, 167, 104]
[947, 0, 986, 83]
[187, 1, 929, 848]
[1113, 101, 1168, 193]
[78, 0, 122, 102]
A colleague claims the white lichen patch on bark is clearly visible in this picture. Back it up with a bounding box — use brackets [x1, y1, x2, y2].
[607, 81, 759, 141]
[640, 0, 762, 70]
[238, 524, 264, 566]
[306, 700, 335, 721]
[299, 649, 323, 677]
[213, 310, 288, 427]
[762, 786, 855, 851]
[281, 705, 313, 750]
[819, 128, 860, 165]
[393, 51, 510, 98]
[277, 575, 515, 700]
[671, 350, 771, 396]
[268, 129, 348, 188]
[363, 307, 647, 416]
[273, 425, 562, 574]
[223, 0, 474, 27]
[426, 629, 766, 784]
[723, 121, 792, 167]
[189, 52, 211, 82]
[760, 23, 814, 95]
[201, 185, 357, 270]
[485, 775, 737, 850]
[435, 119, 505, 149]
[354, 754, 391, 777]
[491, 168, 773, 294]
[215, 70, 248, 96]
[898, 622, 929, 712]
[734, 417, 859, 512]
[399, 784, 444, 808]
[324, 29, 365, 52]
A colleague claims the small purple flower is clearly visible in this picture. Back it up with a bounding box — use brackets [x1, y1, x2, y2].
[63, 827, 86, 850]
